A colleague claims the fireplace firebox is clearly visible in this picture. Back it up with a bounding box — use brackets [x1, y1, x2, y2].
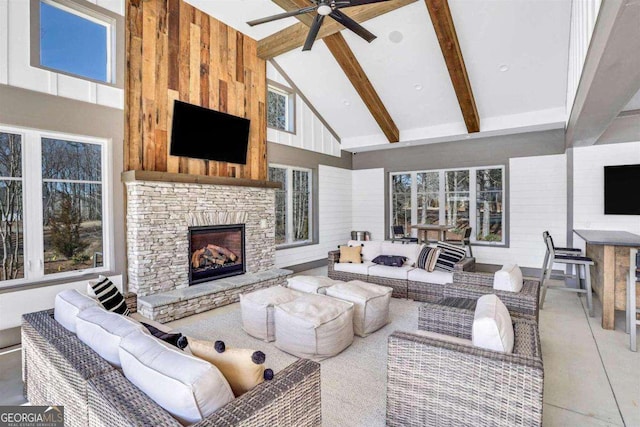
[189, 224, 245, 285]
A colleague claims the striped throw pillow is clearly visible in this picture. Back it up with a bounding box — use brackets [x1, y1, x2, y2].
[434, 241, 467, 272]
[416, 246, 440, 272]
[91, 275, 130, 315]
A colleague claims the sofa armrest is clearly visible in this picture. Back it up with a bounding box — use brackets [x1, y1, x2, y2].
[328, 250, 340, 264]
[418, 302, 474, 340]
[452, 270, 493, 287]
[454, 257, 475, 272]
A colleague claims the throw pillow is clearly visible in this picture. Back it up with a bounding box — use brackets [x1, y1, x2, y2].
[472, 295, 514, 353]
[434, 241, 467, 272]
[339, 245, 362, 264]
[90, 275, 130, 315]
[416, 246, 440, 272]
[372, 255, 407, 267]
[189, 339, 274, 397]
[493, 264, 524, 292]
[141, 322, 188, 349]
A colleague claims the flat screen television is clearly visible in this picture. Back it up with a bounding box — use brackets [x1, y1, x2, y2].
[170, 100, 250, 165]
[604, 164, 640, 215]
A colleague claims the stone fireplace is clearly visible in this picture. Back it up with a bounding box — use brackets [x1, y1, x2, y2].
[189, 224, 245, 285]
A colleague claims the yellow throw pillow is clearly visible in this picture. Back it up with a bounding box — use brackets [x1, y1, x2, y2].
[339, 245, 362, 264]
[188, 339, 272, 397]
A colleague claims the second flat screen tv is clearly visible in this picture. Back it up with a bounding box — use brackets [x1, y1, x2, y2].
[604, 164, 640, 215]
[170, 100, 250, 165]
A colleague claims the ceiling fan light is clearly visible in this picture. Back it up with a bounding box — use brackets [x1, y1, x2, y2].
[318, 4, 332, 15]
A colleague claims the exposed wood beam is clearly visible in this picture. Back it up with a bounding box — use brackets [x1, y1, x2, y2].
[257, 0, 417, 59]
[324, 33, 399, 142]
[424, 0, 479, 133]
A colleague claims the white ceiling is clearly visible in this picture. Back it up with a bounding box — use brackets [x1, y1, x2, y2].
[187, 0, 572, 152]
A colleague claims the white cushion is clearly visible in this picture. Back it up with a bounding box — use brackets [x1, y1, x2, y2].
[368, 265, 414, 280]
[348, 240, 381, 262]
[334, 261, 374, 275]
[380, 242, 424, 266]
[472, 295, 514, 353]
[326, 280, 392, 337]
[493, 264, 524, 292]
[407, 268, 453, 285]
[76, 307, 145, 367]
[119, 331, 234, 425]
[54, 289, 100, 333]
[287, 275, 339, 295]
[240, 286, 302, 341]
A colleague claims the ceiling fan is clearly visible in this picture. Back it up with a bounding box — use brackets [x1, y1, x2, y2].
[247, 0, 390, 51]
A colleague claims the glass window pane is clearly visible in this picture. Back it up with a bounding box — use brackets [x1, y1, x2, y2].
[42, 138, 102, 181]
[267, 90, 287, 131]
[0, 180, 24, 281]
[476, 168, 503, 242]
[0, 133, 22, 178]
[43, 182, 102, 274]
[391, 174, 411, 232]
[40, 1, 109, 82]
[417, 172, 438, 225]
[444, 170, 469, 230]
[269, 167, 287, 245]
[292, 170, 309, 242]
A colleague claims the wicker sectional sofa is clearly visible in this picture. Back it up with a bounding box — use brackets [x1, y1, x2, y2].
[22, 307, 322, 427]
[328, 241, 475, 300]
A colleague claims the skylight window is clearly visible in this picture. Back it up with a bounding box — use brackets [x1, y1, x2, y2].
[39, 0, 113, 83]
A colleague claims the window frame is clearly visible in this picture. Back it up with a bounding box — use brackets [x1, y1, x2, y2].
[389, 165, 506, 246]
[31, 0, 117, 86]
[269, 164, 313, 249]
[0, 124, 113, 289]
[266, 81, 296, 135]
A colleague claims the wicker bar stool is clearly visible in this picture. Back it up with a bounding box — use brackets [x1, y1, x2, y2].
[540, 232, 595, 316]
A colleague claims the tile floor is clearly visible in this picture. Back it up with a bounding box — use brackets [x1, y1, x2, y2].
[1, 272, 638, 426]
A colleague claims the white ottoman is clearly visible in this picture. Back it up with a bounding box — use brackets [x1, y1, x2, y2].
[240, 286, 302, 342]
[325, 280, 393, 337]
[287, 275, 340, 295]
[274, 294, 354, 360]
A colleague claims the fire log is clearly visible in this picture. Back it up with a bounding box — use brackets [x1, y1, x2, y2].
[206, 244, 238, 262]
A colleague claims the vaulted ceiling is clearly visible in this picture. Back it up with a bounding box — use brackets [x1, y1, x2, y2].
[185, 0, 572, 152]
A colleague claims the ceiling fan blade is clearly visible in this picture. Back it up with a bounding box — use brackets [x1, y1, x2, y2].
[303, 14, 325, 51]
[328, 10, 376, 43]
[247, 6, 317, 26]
[335, 0, 391, 8]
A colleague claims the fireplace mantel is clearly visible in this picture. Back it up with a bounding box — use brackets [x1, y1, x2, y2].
[122, 170, 282, 189]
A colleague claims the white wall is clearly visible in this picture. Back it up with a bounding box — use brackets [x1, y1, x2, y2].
[0, 0, 123, 109]
[573, 141, 640, 249]
[474, 154, 567, 269]
[352, 168, 385, 241]
[266, 63, 342, 158]
[275, 165, 352, 268]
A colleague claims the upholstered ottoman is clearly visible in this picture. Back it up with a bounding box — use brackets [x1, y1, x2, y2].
[240, 286, 302, 342]
[326, 280, 393, 337]
[287, 275, 341, 295]
[274, 294, 354, 360]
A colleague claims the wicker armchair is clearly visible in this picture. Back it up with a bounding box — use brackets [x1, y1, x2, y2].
[22, 310, 322, 427]
[387, 302, 544, 427]
[446, 270, 541, 320]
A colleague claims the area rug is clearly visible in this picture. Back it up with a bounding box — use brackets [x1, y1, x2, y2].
[169, 298, 421, 427]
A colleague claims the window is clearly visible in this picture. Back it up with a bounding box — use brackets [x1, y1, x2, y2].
[0, 125, 109, 286]
[267, 84, 295, 133]
[38, 0, 114, 83]
[269, 165, 311, 247]
[390, 166, 505, 244]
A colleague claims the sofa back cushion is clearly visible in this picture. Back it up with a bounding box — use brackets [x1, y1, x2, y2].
[54, 289, 100, 333]
[493, 264, 524, 292]
[76, 306, 145, 367]
[472, 295, 514, 353]
[380, 242, 424, 266]
[119, 331, 234, 425]
[347, 240, 381, 262]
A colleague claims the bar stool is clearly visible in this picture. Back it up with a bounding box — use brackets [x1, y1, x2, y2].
[539, 231, 583, 283]
[540, 232, 595, 316]
[627, 248, 639, 351]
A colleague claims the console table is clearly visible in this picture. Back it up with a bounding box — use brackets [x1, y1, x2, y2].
[573, 229, 640, 330]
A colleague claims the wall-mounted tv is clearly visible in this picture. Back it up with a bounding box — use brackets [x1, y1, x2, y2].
[604, 164, 640, 215]
[170, 100, 250, 165]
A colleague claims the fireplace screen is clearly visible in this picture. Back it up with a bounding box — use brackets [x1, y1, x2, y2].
[189, 224, 245, 285]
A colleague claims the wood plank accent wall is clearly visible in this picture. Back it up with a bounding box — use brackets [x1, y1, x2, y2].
[125, 0, 267, 180]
